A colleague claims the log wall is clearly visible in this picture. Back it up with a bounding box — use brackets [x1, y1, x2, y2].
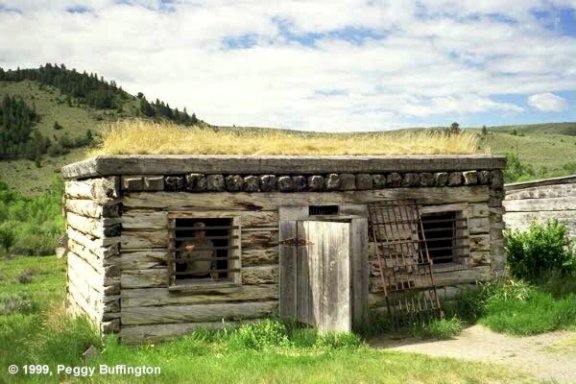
[64, 177, 121, 334]
[62, 155, 506, 342]
[504, 175, 576, 241]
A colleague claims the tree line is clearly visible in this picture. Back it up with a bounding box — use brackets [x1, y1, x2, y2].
[0, 63, 202, 125]
[0, 95, 93, 161]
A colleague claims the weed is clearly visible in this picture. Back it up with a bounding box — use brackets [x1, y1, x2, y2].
[18, 269, 34, 284]
[227, 319, 290, 350]
[410, 317, 464, 339]
[314, 332, 362, 349]
[0, 292, 38, 315]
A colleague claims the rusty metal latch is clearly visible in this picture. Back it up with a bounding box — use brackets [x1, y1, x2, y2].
[279, 237, 314, 246]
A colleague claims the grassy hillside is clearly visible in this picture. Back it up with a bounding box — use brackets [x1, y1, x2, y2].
[1, 65, 575, 195]
[477, 124, 576, 181]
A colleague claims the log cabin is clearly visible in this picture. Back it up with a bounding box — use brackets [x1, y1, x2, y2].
[62, 155, 506, 342]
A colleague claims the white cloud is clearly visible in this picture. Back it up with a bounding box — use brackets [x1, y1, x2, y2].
[0, 0, 574, 130]
[527, 93, 568, 112]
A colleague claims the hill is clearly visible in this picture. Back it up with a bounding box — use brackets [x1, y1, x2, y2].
[0, 63, 208, 194]
[1, 64, 575, 195]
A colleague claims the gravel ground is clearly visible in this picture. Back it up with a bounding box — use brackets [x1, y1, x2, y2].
[370, 325, 576, 383]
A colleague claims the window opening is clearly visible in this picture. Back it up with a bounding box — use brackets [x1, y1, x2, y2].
[419, 212, 467, 264]
[169, 217, 240, 286]
[309, 205, 339, 216]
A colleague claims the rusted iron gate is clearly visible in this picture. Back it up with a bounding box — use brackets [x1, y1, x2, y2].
[367, 200, 443, 327]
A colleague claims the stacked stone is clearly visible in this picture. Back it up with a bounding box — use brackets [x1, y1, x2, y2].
[119, 170, 499, 193]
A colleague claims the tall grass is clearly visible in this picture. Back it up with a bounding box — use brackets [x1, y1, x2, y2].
[0, 177, 64, 256]
[90, 119, 485, 156]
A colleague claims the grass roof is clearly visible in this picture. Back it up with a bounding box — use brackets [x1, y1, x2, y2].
[90, 119, 487, 156]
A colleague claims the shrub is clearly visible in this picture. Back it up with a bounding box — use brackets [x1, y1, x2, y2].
[504, 152, 535, 183]
[0, 292, 38, 315]
[228, 320, 290, 350]
[505, 220, 574, 282]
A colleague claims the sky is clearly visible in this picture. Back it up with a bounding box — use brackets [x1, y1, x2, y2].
[1, 0, 575, 132]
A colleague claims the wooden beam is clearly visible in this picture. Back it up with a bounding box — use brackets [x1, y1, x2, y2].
[65, 177, 119, 202]
[121, 300, 278, 325]
[123, 187, 490, 211]
[62, 155, 506, 179]
[121, 285, 278, 308]
[121, 269, 167, 289]
[65, 199, 120, 218]
[120, 250, 168, 270]
[503, 197, 576, 212]
[66, 212, 121, 239]
[119, 321, 244, 344]
[505, 175, 576, 191]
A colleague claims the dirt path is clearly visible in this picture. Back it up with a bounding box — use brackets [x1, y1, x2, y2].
[370, 325, 576, 383]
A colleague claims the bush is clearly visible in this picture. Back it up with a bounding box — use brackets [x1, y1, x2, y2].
[228, 320, 290, 350]
[505, 219, 574, 282]
[504, 152, 535, 183]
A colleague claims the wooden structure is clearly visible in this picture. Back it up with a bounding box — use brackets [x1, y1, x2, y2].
[62, 155, 506, 342]
[504, 175, 576, 241]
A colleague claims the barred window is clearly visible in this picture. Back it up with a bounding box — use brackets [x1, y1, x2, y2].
[419, 211, 468, 264]
[168, 215, 241, 288]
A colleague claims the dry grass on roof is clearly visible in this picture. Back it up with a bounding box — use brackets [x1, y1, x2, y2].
[90, 119, 487, 156]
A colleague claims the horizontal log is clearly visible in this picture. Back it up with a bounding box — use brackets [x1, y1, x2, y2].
[67, 226, 120, 247]
[121, 300, 278, 325]
[120, 321, 244, 344]
[62, 155, 505, 179]
[505, 175, 576, 192]
[504, 212, 576, 233]
[121, 269, 168, 289]
[68, 239, 103, 272]
[469, 234, 490, 252]
[65, 178, 119, 202]
[503, 196, 576, 212]
[242, 265, 278, 285]
[120, 231, 168, 250]
[368, 266, 491, 293]
[68, 252, 104, 293]
[68, 267, 103, 313]
[67, 284, 101, 325]
[468, 251, 491, 267]
[123, 187, 490, 211]
[67, 231, 120, 264]
[66, 212, 121, 239]
[506, 183, 575, 201]
[167, 210, 279, 228]
[468, 217, 490, 235]
[242, 230, 278, 249]
[122, 211, 168, 230]
[433, 265, 491, 286]
[120, 251, 168, 270]
[122, 284, 278, 308]
[65, 199, 120, 218]
[242, 247, 278, 266]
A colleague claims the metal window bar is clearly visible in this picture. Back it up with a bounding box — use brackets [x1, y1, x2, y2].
[169, 219, 237, 284]
[367, 200, 444, 329]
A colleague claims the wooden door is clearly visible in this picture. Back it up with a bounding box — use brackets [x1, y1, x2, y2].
[297, 220, 351, 333]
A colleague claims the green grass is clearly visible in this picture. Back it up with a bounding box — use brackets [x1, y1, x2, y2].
[481, 129, 576, 181]
[480, 288, 576, 336]
[0, 256, 534, 384]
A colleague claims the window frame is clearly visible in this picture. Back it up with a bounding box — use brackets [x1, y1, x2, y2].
[167, 212, 242, 291]
[419, 204, 470, 267]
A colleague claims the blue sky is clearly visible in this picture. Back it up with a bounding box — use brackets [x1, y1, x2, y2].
[0, 0, 575, 131]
